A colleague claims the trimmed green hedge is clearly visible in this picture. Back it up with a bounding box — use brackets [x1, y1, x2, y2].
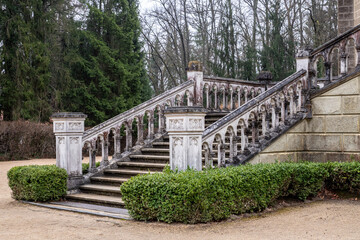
[121, 162, 360, 223]
[7, 165, 67, 202]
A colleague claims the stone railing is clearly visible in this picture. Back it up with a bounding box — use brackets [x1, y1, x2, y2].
[81, 79, 196, 173]
[202, 76, 267, 111]
[296, 24, 360, 89]
[201, 70, 307, 167]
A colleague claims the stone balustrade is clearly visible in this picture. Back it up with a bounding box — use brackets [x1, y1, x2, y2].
[201, 70, 307, 166]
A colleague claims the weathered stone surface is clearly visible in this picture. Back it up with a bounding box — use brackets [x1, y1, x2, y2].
[306, 117, 325, 132]
[322, 77, 359, 96]
[305, 135, 342, 151]
[262, 134, 288, 153]
[312, 97, 342, 115]
[325, 152, 360, 162]
[286, 134, 304, 151]
[342, 134, 360, 151]
[288, 121, 306, 133]
[342, 96, 360, 113]
[297, 152, 327, 162]
[326, 116, 359, 133]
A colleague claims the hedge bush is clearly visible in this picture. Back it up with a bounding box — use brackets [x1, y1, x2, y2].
[121, 162, 360, 223]
[7, 165, 67, 202]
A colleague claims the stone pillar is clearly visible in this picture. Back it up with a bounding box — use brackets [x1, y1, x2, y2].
[340, 52, 348, 75]
[164, 107, 206, 171]
[187, 61, 203, 106]
[51, 112, 87, 190]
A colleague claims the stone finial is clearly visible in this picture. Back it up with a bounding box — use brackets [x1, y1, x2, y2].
[187, 61, 203, 71]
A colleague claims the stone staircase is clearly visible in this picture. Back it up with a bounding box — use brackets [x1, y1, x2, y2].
[66, 112, 227, 208]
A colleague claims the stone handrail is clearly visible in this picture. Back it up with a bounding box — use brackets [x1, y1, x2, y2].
[201, 70, 307, 166]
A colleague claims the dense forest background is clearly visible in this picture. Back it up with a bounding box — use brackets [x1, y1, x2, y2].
[0, 0, 338, 125]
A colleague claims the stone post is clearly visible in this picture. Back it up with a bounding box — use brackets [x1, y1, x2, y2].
[187, 61, 203, 106]
[296, 49, 311, 80]
[51, 112, 87, 190]
[164, 107, 206, 171]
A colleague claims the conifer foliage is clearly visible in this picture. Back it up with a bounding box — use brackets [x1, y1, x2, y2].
[0, 0, 151, 125]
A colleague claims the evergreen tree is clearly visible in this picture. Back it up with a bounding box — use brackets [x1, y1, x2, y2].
[62, 0, 151, 125]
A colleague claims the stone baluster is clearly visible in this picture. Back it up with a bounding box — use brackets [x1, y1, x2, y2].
[214, 88, 218, 109]
[280, 96, 285, 124]
[203, 144, 211, 168]
[240, 123, 246, 152]
[205, 86, 210, 109]
[222, 89, 226, 110]
[289, 91, 294, 118]
[125, 122, 133, 151]
[244, 88, 248, 103]
[100, 134, 109, 166]
[229, 88, 233, 110]
[232, 136, 239, 159]
[113, 128, 122, 159]
[297, 84, 303, 112]
[136, 118, 144, 145]
[250, 118, 259, 146]
[147, 111, 154, 140]
[251, 89, 255, 99]
[237, 89, 241, 108]
[157, 109, 164, 135]
[219, 143, 225, 166]
[340, 52, 348, 75]
[357, 46, 360, 67]
[261, 111, 267, 136]
[86, 141, 97, 173]
[271, 103, 276, 129]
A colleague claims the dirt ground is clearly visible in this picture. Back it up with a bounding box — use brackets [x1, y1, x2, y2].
[1, 159, 360, 240]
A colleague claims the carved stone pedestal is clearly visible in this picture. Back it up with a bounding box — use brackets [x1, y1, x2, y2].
[51, 112, 87, 189]
[164, 107, 206, 171]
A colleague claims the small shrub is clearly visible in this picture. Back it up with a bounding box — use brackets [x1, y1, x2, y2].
[7, 165, 67, 202]
[82, 162, 101, 174]
[325, 162, 360, 194]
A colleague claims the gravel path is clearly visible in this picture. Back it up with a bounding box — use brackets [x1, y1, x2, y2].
[1, 159, 360, 240]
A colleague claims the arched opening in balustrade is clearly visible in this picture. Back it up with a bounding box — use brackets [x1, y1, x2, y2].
[203, 84, 210, 108]
[211, 85, 218, 110]
[248, 112, 259, 145]
[224, 126, 236, 161]
[269, 98, 277, 130]
[330, 47, 340, 79]
[314, 55, 326, 79]
[346, 38, 357, 73]
[212, 134, 223, 167]
[219, 87, 226, 110]
[236, 119, 247, 153]
[142, 110, 155, 140]
[202, 142, 212, 168]
[174, 94, 182, 106]
[257, 88, 262, 97]
[164, 99, 172, 109]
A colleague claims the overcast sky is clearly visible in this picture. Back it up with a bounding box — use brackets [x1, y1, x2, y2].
[139, 0, 155, 14]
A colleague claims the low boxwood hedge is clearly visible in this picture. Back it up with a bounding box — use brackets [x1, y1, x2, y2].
[7, 165, 67, 202]
[121, 162, 360, 223]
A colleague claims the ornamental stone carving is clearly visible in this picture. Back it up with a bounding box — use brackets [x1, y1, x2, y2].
[69, 122, 82, 130]
[58, 137, 65, 144]
[55, 123, 64, 130]
[70, 137, 80, 144]
[169, 119, 184, 130]
[189, 118, 203, 129]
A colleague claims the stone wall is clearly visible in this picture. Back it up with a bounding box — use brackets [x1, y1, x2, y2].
[355, 0, 360, 26]
[250, 75, 360, 164]
[338, 0, 355, 34]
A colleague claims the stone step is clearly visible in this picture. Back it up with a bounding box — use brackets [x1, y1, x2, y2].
[90, 176, 129, 185]
[104, 169, 158, 177]
[79, 184, 122, 196]
[141, 148, 169, 153]
[129, 154, 169, 163]
[152, 142, 170, 149]
[117, 161, 167, 171]
[66, 193, 124, 207]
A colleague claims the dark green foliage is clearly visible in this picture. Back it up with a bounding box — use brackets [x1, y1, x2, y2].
[0, 0, 151, 125]
[285, 162, 329, 200]
[121, 162, 360, 223]
[82, 162, 101, 174]
[7, 165, 67, 202]
[325, 162, 360, 194]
